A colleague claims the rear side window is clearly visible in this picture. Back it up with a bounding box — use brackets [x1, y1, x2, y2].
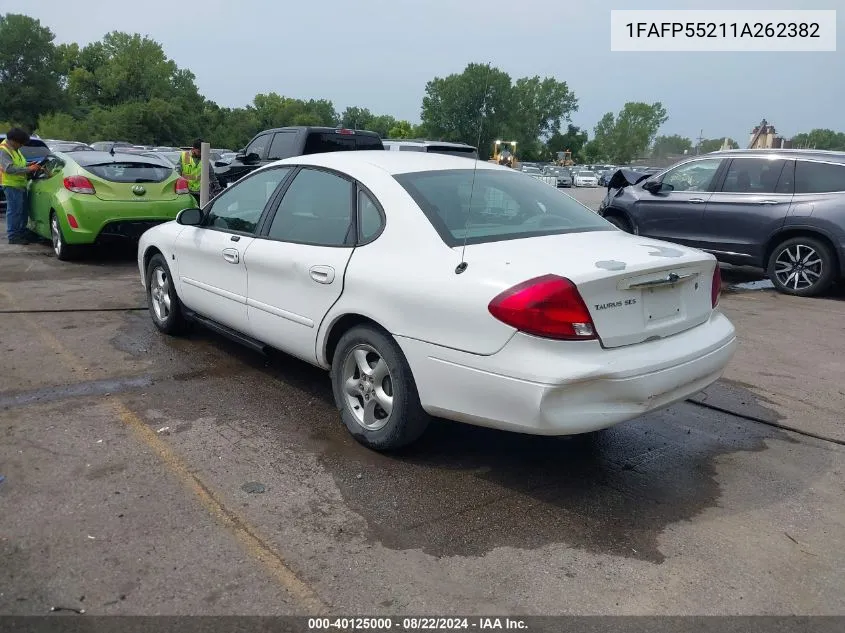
[720, 158, 787, 194]
[268, 132, 297, 160]
[84, 162, 172, 183]
[795, 161, 845, 194]
[303, 132, 384, 154]
[395, 168, 612, 247]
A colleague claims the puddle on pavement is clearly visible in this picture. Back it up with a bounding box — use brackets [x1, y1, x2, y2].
[106, 305, 809, 565]
[0, 375, 154, 410]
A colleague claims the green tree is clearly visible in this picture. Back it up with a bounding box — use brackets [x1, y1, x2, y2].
[421, 63, 514, 159]
[253, 93, 337, 129]
[0, 14, 64, 130]
[508, 75, 578, 159]
[699, 137, 739, 153]
[387, 120, 415, 139]
[591, 102, 669, 164]
[791, 129, 845, 151]
[652, 134, 692, 158]
[546, 124, 588, 160]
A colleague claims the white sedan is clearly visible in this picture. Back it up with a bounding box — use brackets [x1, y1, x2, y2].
[573, 170, 599, 187]
[138, 152, 737, 451]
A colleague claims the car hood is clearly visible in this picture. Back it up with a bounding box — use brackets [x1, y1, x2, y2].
[606, 169, 651, 191]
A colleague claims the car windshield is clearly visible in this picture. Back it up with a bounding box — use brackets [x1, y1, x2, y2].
[84, 162, 172, 183]
[523, 167, 540, 174]
[580, 171, 596, 177]
[394, 168, 613, 246]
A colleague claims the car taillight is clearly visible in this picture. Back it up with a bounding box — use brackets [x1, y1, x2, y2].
[337, 128, 355, 135]
[488, 274, 596, 340]
[711, 265, 722, 308]
[63, 176, 95, 195]
[175, 177, 190, 195]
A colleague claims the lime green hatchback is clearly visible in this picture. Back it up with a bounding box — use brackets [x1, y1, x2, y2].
[27, 150, 193, 260]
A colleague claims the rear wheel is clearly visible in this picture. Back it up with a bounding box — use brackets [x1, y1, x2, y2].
[604, 213, 632, 233]
[331, 325, 430, 451]
[146, 253, 188, 334]
[50, 211, 80, 261]
[767, 236, 836, 297]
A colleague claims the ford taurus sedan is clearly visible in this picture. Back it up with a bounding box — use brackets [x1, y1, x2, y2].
[138, 152, 737, 451]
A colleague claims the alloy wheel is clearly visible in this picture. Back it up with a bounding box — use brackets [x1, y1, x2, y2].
[341, 344, 394, 431]
[773, 243, 823, 291]
[150, 266, 172, 323]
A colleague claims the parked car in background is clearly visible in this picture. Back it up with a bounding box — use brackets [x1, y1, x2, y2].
[27, 150, 192, 260]
[90, 141, 135, 152]
[597, 149, 845, 296]
[382, 139, 477, 159]
[138, 151, 735, 451]
[543, 165, 573, 187]
[0, 135, 50, 214]
[573, 170, 599, 187]
[46, 141, 93, 153]
[521, 165, 542, 175]
[217, 126, 384, 186]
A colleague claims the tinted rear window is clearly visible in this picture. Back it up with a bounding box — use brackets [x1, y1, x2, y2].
[395, 168, 612, 247]
[427, 146, 478, 159]
[795, 160, 845, 194]
[84, 162, 172, 183]
[303, 132, 384, 154]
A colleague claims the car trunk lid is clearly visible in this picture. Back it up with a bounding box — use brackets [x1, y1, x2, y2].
[463, 231, 718, 349]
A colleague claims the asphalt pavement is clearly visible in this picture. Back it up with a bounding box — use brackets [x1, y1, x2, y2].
[1, 210, 844, 616]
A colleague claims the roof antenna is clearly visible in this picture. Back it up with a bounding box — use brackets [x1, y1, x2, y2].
[455, 61, 492, 275]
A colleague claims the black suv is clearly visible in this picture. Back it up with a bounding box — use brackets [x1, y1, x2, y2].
[217, 126, 383, 186]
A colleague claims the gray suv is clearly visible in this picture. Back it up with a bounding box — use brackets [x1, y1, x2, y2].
[598, 149, 845, 297]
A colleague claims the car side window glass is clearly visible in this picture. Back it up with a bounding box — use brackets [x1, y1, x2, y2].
[775, 161, 795, 194]
[245, 134, 271, 159]
[661, 159, 722, 192]
[268, 168, 354, 246]
[267, 132, 297, 160]
[795, 161, 845, 194]
[720, 158, 786, 194]
[358, 189, 384, 242]
[205, 167, 290, 234]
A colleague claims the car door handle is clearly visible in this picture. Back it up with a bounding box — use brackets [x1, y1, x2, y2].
[688, 198, 706, 203]
[758, 199, 779, 205]
[309, 265, 335, 284]
[222, 248, 239, 264]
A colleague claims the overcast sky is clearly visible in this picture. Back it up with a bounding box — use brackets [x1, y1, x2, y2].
[6, 0, 843, 144]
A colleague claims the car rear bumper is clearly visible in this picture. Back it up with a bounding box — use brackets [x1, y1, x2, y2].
[396, 311, 737, 436]
[58, 198, 187, 244]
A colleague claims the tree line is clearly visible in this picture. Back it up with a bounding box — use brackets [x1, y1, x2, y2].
[2, 13, 841, 163]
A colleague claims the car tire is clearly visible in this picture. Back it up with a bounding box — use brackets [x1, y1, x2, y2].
[767, 236, 837, 297]
[331, 325, 431, 451]
[604, 213, 633, 233]
[50, 211, 79, 261]
[146, 253, 188, 335]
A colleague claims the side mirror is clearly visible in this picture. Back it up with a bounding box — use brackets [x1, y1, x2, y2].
[176, 208, 203, 226]
[643, 179, 667, 193]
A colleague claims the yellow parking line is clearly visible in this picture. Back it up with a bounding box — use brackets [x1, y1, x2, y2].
[1, 288, 326, 611]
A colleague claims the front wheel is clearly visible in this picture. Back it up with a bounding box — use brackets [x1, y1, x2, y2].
[767, 236, 837, 297]
[331, 325, 430, 451]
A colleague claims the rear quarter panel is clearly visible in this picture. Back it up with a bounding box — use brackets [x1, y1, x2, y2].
[316, 168, 519, 362]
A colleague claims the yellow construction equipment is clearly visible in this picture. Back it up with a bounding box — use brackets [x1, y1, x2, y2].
[555, 150, 574, 167]
[490, 140, 518, 168]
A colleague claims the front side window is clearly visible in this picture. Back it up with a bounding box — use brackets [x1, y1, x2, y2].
[268, 168, 354, 246]
[245, 134, 271, 159]
[206, 167, 290, 234]
[661, 158, 723, 192]
[795, 160, 845, 194]
[720, 158, 787, 193]
[395, 168, 611, 247]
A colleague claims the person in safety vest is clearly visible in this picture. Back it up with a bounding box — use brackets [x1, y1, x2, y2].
[0, 128, 42, 244]
[176, 138, 221, 206]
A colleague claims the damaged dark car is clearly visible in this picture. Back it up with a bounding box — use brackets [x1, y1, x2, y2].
[596, 150, 845, 297]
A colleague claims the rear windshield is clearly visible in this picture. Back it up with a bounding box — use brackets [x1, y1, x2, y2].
[427, 146, 478, 159]
[303, 132, 384, 154]
[20, 144, 50, 159]
[84, 162, 172, 183]
[395, 168, 613, 246]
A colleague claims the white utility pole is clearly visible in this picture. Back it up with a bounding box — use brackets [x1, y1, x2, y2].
[199, 142, 211, 207]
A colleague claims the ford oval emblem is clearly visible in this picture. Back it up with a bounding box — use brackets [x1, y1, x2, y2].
[132, 185, 146, 196]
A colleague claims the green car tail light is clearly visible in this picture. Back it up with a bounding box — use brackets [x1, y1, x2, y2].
[64, 176, 96, 195]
